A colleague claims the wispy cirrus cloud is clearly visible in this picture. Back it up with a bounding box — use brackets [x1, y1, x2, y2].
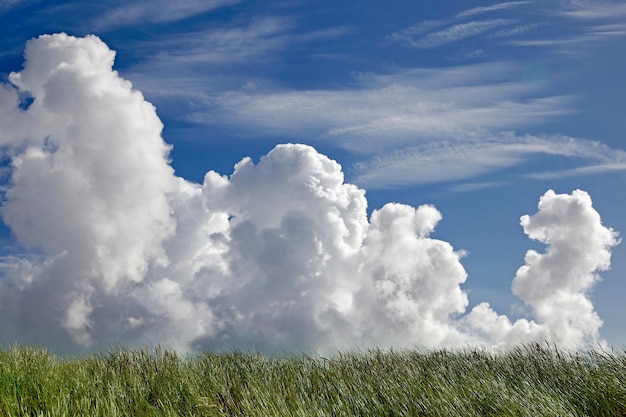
[587, 22, 626, 37]
[113, 0, 624, 192]
[123, 16, 351, 116]
[393, 19, 513, 49]
[140, 16, 293, 65]
[389, 1, 533, 50]
[136, 18, 349, 67]
[185, 63, 573, 155]
[390, 1, 626, 58]
[447, 181, 507, 193]
[93, 0, 241, 30]
[559, 0, 626, 19]
[527, 160, 626, 180]
[503, 1, 626, 54]
[167, 61, 615, 189]
[490, 23, 544, 38]
[456, 1, 532, 19]
[0, 0, 22, 8]
[506, 21, 626, 54]
[351, 135, 626, 189]
[0, 0, 39, 14]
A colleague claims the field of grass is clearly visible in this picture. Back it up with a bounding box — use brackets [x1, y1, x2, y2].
[0, 343, 624, 416]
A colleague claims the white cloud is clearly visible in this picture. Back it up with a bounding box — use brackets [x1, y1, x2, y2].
[390, 1, 529, 48]
[462, 49, 488, 59]
[351, 139, 524, 189]
[399, 19, 513, 49]
[587, 23, 626, 36]
[526, 161, 626, 179]
[0, 0, 36, 11]
[0, 33, 177, 349]
[490, 23, 544, 38]
[0, 34, 619, 353]
[351, 134, 626, 189]
[141, 16, 293, 65]
[387, 20, 448, 42]
[120, 14, 347, 76]
[559, 1, 626, 19]
[391, 1, 626, 57]
[0, 0, 22, 9]
[456, 1, 531, 19]
[506, 24, 626, 53]
[122, 16, 350, 117]
[466, 189, 620, 348]
[93, 0, 241, 30]
[447, 181, 506, 193]
[127, 48, 626, 189]
[186, 64, 572, 155]
[165, 53, 625, 189]
[501, 2, 626, 53]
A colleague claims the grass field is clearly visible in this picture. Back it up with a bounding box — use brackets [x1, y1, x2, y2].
[0, 343, 624, 416]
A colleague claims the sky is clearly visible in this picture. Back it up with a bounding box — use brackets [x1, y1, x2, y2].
[0, 0, 625, 354]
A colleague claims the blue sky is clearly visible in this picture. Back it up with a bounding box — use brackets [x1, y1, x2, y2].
[0, 0, 625, 352]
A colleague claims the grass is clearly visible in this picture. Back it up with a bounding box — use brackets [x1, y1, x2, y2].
[0, 343, 624, 416]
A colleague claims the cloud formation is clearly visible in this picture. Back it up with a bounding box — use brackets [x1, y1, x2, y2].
[402, 19, 513, 49]
[352, 134, 626, 189]
[456, 2, 531, 19]
[465, 189, 620, 347]
[93, 0, 241, 30]
[0, 34, 619, 353]
[191, 64, 573, 150]
[559, 0, 626, 19]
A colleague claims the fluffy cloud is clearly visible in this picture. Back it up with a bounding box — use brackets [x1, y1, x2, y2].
[465, 189, 620, 348]
[0, 34, 619, 353]
[0, 34, 176, 350]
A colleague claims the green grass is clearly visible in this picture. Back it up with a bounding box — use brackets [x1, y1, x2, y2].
[0, 344, 624, 416]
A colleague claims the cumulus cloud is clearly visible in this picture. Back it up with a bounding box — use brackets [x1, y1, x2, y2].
[465, 189, 620, 348]
[0, 33, 177, 349]
[0, 34, 619, 353]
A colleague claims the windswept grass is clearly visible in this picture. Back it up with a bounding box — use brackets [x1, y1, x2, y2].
[0, 343, 624, 416]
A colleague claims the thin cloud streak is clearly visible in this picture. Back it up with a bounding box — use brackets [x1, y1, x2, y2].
[456, 1, 531, 19]
[389, 0, 626, 60]
[123, 17, 350, 104]
[132, 17, 349, 67]
[560, 1, 626, 19]
[185, 64, 573, 155]
[527, 163, 626, 180]
[351, 135, 626, 189]
[490, 23, 544, 38]
[502, 1, 626, 54]
[0, 0, 22, 9]
[92, 0, 241, 30]
[390, 1, 531, 48]
[506, 22, 626, 54]
[143, 17, 292, 64]
[588, 23, 626, 36]
[395, 19, 513, 49]
[447, 181, 507, 193]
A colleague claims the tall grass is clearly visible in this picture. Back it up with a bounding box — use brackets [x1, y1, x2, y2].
[0, 343, 624, 416]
